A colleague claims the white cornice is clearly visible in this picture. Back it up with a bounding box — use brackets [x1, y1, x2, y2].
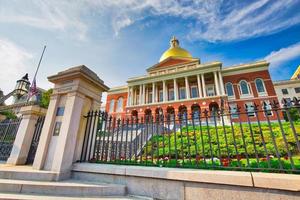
[127, 61, 222, 86]
[107, 85, 128, 94]
[273, 79, 300, 86]
[222, 60, 269, 76]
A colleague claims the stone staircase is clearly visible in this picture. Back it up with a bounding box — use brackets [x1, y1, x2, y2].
[0, 164, 151, 199]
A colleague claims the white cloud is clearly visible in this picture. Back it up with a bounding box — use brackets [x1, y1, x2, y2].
[0, 0, 299, 41]
[264, 42, 300, 68]
[0, 38, 33, 94]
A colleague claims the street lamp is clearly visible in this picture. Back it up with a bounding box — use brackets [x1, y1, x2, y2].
[14, 73, 30, 98]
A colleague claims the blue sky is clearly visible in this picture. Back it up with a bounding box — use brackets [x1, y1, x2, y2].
[0, 0, 300, 100]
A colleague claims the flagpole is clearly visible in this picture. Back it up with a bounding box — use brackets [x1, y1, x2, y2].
[27, 45, 46, 102]
[33, 45, 46, 81]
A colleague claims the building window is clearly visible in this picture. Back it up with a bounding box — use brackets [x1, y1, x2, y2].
[116, 97, 123, 112]
[159, 90, 163, 102]
[168, 89, 174, 101]
[245, 102, 255, 117]
[282, 89, 288, 95]
[262, 101, 272, 116]
[206, 85, 215, 96]
[109, 99, 115, 113]
[239, 80, 251, 96]
[295, 87, 300, 93]
[179, 87, 186, 99]
[229, 104, 238, 119]
[148, 92, 153, 103]
[191, 86, 198, 98]
[255, 78, 266, 95]
[225, 82, 234, 97]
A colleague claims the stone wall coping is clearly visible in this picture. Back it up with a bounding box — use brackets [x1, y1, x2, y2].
[72, 163, 300, 192]
[19, 105, 47, 116]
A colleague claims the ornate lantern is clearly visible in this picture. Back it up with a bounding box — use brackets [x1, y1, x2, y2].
[14, 73, 30, 98]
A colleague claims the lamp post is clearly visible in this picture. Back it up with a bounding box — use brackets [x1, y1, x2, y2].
[14, 74, 30, 99]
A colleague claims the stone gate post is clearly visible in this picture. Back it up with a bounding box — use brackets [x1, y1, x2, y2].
[32, 65, 109, 179]
[7, 105, 47, 165]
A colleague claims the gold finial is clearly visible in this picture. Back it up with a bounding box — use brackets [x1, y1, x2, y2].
[170, 36, 179, 48]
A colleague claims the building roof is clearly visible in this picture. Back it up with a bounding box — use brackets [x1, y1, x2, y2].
[291, 65, 300, 80]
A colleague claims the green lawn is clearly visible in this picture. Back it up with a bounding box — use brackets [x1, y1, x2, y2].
[138, 121, 300, 173]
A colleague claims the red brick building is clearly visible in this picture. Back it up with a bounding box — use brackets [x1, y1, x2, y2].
[105, 37, 279, 122]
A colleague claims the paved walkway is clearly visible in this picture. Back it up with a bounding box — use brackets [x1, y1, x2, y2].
[0, 193, 151, 200]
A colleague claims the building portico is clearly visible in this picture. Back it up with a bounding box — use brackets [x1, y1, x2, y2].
[105, 36, 279, 122]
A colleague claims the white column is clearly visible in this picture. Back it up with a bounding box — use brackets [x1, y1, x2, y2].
[152, 82, 155, 103]
[127, 86, 130, 106]
[142, 84, 146, 104]
[214, 71, 220, 96]
[145, 86, 148, 104]
[201, 74, 206, 97]
[218, 71, 225, 95]
[139, 85, 142, 105]
[185, 76, 190, 99]
[130, 87, 133, 106]
[163, 80, 166, 102]
[174, 78, 178, 100]
[197, 74, 202, 98]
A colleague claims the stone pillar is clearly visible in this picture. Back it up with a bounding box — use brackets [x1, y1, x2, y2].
[218, 71, 225, 95]
[214, 71, 220, 96]
[163, 80, 166, 102]
[185, 76, 190, 99]
[7, 105, 47, 165]
[201, 74, 206, 97]
[33, 65, 109, 179]
[197, 74, 203, 98]
[174, 78, 178, 101]
[152, 82, 155, 103]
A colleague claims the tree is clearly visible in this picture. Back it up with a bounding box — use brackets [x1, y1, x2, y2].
[40, 89, 53, 108]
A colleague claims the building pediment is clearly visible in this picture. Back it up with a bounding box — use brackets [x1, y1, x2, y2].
[147, 57, 199, 72]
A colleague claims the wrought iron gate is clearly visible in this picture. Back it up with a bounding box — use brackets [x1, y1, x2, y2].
[26, 116, 45, 164]
[0, 118, 22, 161]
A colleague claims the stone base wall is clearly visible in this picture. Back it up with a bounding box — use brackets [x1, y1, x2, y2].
[72, 163, 300, 200]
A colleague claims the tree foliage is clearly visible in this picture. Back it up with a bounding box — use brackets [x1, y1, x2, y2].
[40, 89, 53, 108]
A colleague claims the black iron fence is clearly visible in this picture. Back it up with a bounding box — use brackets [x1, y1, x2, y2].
[0, 118, 22, 161]
[26, 116, 45, 164]
[80, 98, 300, 174]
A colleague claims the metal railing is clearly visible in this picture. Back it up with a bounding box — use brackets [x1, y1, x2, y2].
[0, 118, 22, 161]
[80, 98, 300, 174]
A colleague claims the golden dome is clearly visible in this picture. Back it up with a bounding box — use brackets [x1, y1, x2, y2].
[159, 36, 192, 62]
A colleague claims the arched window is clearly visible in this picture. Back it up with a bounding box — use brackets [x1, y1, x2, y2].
[116, 97, 123, 112]
[255, 78, 266, 94]
[109, 99, 115, 113]
[225, 82, 234, 97]
[239, 80, 250, 95]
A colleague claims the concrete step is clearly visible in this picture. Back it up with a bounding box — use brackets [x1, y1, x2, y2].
[0, 164, 60, 181]
[0, 178, 126, 197]
[0, 193, 152, 200]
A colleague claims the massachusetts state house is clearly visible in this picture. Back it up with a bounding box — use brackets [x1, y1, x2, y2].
[105, 37, 279, 122]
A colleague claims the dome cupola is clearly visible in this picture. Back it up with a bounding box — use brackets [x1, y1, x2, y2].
[159, 36, 192, 62]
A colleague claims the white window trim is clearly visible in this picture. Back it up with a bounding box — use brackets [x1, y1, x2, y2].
[206, 84, 215, 97]
[255, 78, 267, 97]
[116, 97, 124, 112]
[168, 88, 174, 101]
[109, 100, 115, 113]
[262, 100, 273, 117]
[225, 82, 235, 100]
[179, 87, 186, 100]
[190, 85, 198, 98]
[238, 80, 253, 99]
[245, 102, 255, 117]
